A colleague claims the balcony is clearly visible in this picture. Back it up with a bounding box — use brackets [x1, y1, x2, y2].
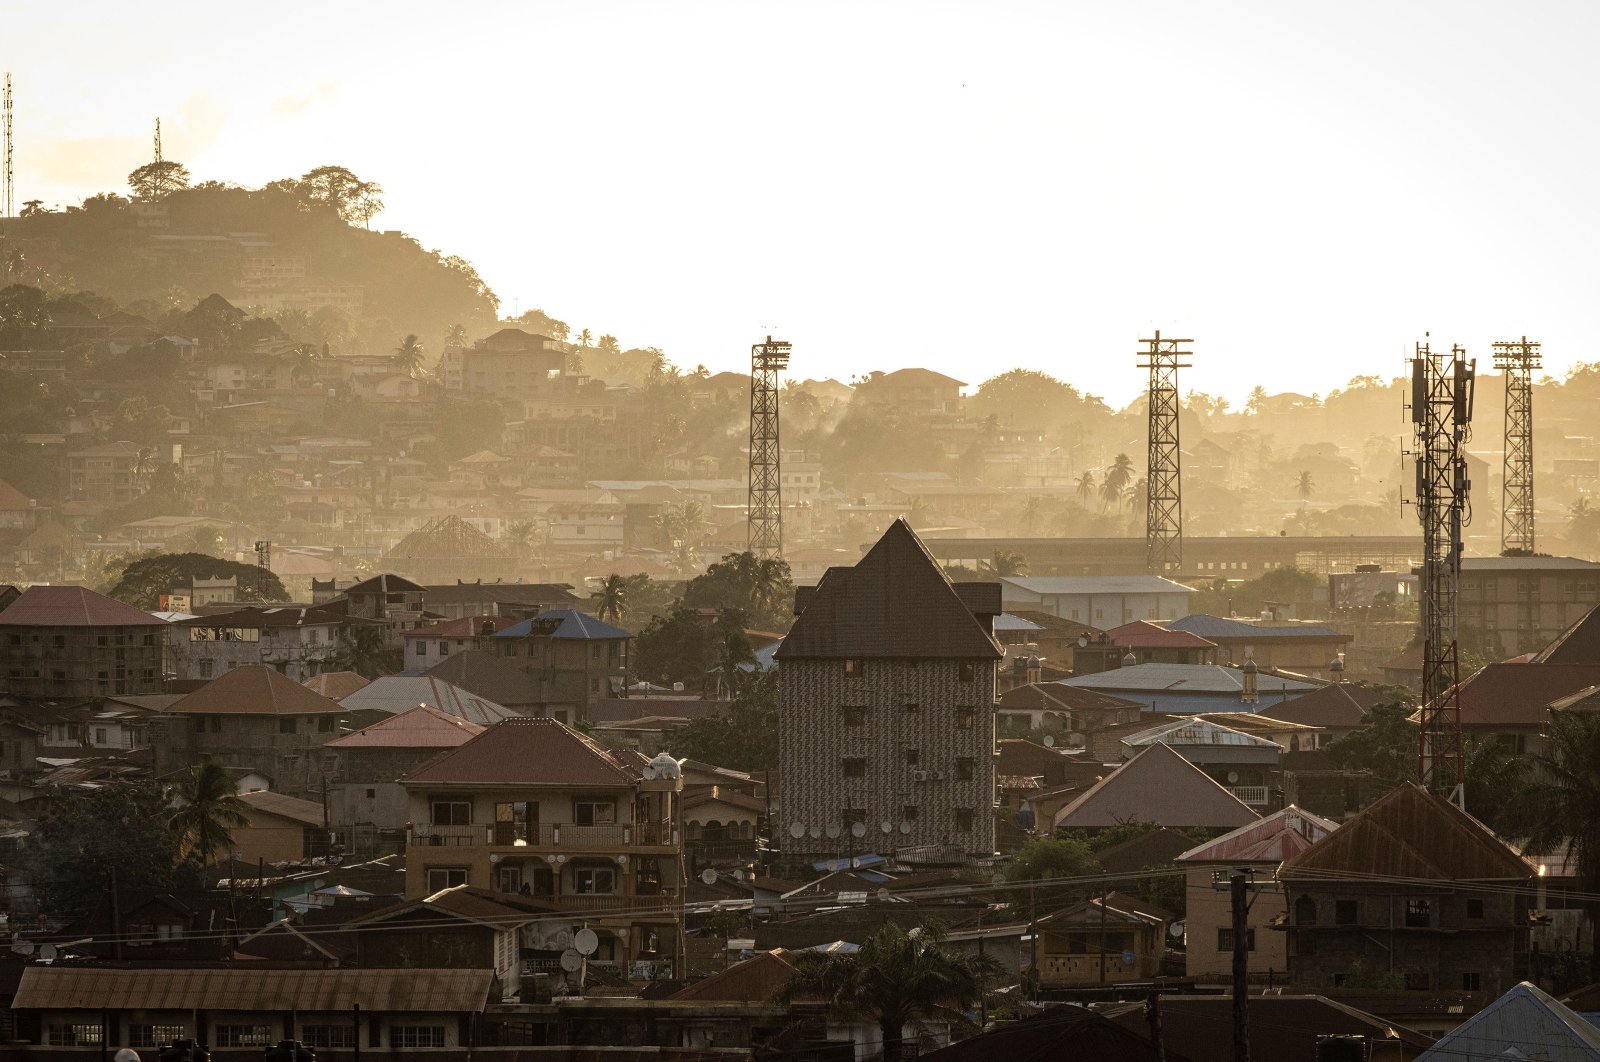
[410, 821, 675, 849]
[1229, 785, 1270, 806]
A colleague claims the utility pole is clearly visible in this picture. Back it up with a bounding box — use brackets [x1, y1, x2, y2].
[1138, 332, 1192, 574]
[1409, 337, 1474, 804]
[1229, 867, 1251, 1062]
[1493, 337, 1540, 555]
[1146, 984, 1166, 1062]
[747, 336, 791, 560]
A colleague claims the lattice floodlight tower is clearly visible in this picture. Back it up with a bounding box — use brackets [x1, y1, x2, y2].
[1409, 338, 1474, 804]
[1139, 332, 1191, 573]
[747, 336, 791, 560]
[1493, 337, 1541, 555]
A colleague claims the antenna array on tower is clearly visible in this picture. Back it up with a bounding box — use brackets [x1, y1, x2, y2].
[1492, 337, 1541, 555]
[747, 336, 791, 561]
[3, 73, 13, 225]
[1138, 332, 1191, 574]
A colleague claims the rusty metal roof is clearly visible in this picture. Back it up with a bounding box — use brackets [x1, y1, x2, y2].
[401, 716, 642, 788]
[13, 966, 492, 1012]
[0, 585, 166, 627]
[324, 703, 485, 749]
[167, 665, 348, 716]
[1053, 743, 1259, 830]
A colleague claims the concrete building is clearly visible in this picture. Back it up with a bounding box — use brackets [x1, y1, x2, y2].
[401, 717, 686, 976]
[232, 789, 331, 864]
[0, 585, 167, 698]
[1458, 556, 1600, 657]
[65, 441, 145, 504]
[461, 328, 568, 398]
[489, 609, 632, 724]
[342, 572, 428, 650]
[168, 604, 347, 682]
[998, 576, 1196, 625]
[1167, 615, 1353, 680]
[324, 704, 486, 835]
[776, 519, 1002, 862]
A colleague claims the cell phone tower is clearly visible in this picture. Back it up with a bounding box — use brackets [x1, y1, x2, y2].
[3, 73, 13, 227]
[1493, 337, 1541, 555]
[1409, 337, 1474, 805]
[1139, 331, 1191, 574]
[747, 336, 791, 560]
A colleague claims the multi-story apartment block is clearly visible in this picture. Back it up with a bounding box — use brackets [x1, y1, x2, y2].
[776, 519, 1002, 862]
[66, 441, 145, 505]
[1458, 556, 1600, 657]
[0, 586, 167, 697]
[343, 572, 428, 650]
[402, 615, 520, 671]
[168, 604, 347, 682]
[402, 717, 686, 976]
[490, 609, 631, 724]
[461, 328, 568, 398]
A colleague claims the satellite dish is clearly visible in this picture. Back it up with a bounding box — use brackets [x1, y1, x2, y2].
[1169, 920, 1186, 941]
[39, 944, 58, 961]
[877, 888, 891, 902]
[1226, 770, 1240, 784]
[574, 928, 600, 956]
[880, 820, 894, 834]
[851, 821, 867, 838]
[732, 869, 745, 881]
[1077, 634, 1090, 648]
[10, 942, 33, 956]
[700, 868, 718, 885]
[826, 823, 841, 839]
[808, 825, 822, 839]
[789, 822, 806, 839]
[642, 765, 656, 780]
[1043, 734, 1055, 747]
[559, 948, 584, 973]
[116, 1050, 140, 1062]
[899, 821, 913, 835]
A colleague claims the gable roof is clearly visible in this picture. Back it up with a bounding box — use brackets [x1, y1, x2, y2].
[1121, 716, 1284, 751]
[1000, 575, 1196, 597]
[347, 884, 544, 931]
[670, 949, 796, 1003]
[325, 703, 486, 749]
[921, 1003, 1197, 1062]
[1256, 682, 1388, 728]
[1280, 782, 1533, 881]
[0, 585, 166, 627]
[1417, 981, 1600, 1061]
[338, 676, 518, 725]
[239, 789, 325, 826]
[777, 519, 1001, 659]
[1059, 663, 1321, 696]
[1179, 805, 1339, 863]
[345, 573, 426, 595]
[0, 479, 35, 510]
[998, 682, 1144, 713]
[1435, 663, 1600, 727]
[492, 608, 631, 641]
[1106, 620, 1216, 649]
[1054, 743, 1259, 830]
[167, 665, 348, 715]
[401, 717, 642, 788]
[1534, 605, 1600, 665]
[303, 671, 371, 700]
[13, 967, 492, 1013]
[1169, 614, 1350, 641]
[424, 650, 543, 705]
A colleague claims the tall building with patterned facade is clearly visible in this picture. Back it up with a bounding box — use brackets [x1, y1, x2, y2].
[776, 519, 1001, 862]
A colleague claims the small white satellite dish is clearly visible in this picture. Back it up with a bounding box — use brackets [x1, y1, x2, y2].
[1169, 920, 1186, 941]
[732, 869, 745, 881]
[574, 928, 600, 956]
[559, 948, 584, 973]
[39, 943, 58, 961]
[642, 765, 656, 780]
[808, 825, 822, 839]
[826, 823, 841, 839]
[877, 888, 891, 902]
[1043, 734, 1055, 748]
[851, 821, 867, 838]
[700, 868, 718, 885]
[116, 1049, 140, 1062]
[899, 821, 913, 835]
[789, 822, 806, 839]
[880, 820, 894, 834]
[489, 853, 501, 864]
[1226, 770, 1240, 784]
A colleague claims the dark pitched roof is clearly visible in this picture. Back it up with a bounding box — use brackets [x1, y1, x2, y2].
[1281, 782, 1533, 881]
[1256, 682, 1388, 728]
[492, 608, 631, 641]
[176, 605, 344, 628]
[922, 1003, 1196, 1062]
[167, 665, 349, 716]
[239, 789, 325, 826]
[1439, 663, 1600, 727]
[998, 682, 1144, 713]
[1054, 743, 1259, 830]
[1169, 614, 1351, 642]
[13, 967, 492, 1012]
[1103, 995, 1433, 1062]
[345, 573, 426, 594]
[424, 649, 543, 704]
[1092, 827, 1200, 874]
[0, 585, 165, 627]
[1534, 605, 1600, 665]
[777, 519, 1001, 659]
[401, 717, 642, 787]
[1106, 620, 1217, 649]
[670, 950, 796, 1003]
[325, 703, 486, 749]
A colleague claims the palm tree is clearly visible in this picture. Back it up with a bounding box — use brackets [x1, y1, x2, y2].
[591, 574, 630, 625]
[1075, 471, 1095, 508]
[750, 556, 790, 621]
[577, 328, 594, 347]
[392, 334, 426, 377]
[1526, 710, 1600, 979]
[443, 323, 469, 349]
[1100, 453, 1133, 511]
[169, 762, 250, 866]
[1246, 385, 1268, 415]
[979, 550, 1027, 577]
[1297, 470, 1315, 499]
[133, 447, 161, 485]
[779, 921, 997, 1062]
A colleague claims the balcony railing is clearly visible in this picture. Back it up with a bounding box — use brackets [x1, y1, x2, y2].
[411, 821, 674, 848]
[1229, 785, 1270, 806]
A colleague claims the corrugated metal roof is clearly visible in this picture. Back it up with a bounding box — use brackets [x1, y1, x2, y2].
[1105, 620, 1216, 649]
[303, 671, 371, 700]
[325, 703, 485, 749]
[239, 789, 326, 826]
[1054, 743, 1259, 830]
[0, 585, 167, 627]
[1534, 605, 1600, 665]
[339, 676, 518, 725]
[1169, 614, 1348, 640]
[1122, 717, 1284, 750]
[1000, 575, 1197, 596]
[1059, 663, 1320, 694]
[13, 967, 492, 1012]
[1418, 981, 1600, 1060]
[401, 717, 642, 788]
[1179, 805, 1339, 863]
[493, 608, 631, 641]
[167, 665, 348, 716]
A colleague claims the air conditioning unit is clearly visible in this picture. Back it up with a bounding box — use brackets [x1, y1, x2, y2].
[912, 770, 931, 782]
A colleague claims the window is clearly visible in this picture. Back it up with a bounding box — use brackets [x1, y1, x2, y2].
[192, 715, 207, 733]
[1462, 972, 1482, 991]
[1405, 898, 1432, 928]
[1294, 895, 1317, 925]
[1466, 897, 1485, 920]
[215, 1026, 273, 1048]
[955, 757, 976, 781]
[318, 715, 337, 732]
[902, 805, 919, 821]
[844, 658, 864, 677]
[1217, 928, 1256, 951]
[842, 705, 866, 726]
[495, 800, 537, 843]
[438, 640, 450, 656]
[904, 748, 920, 766]
[48, 1025, 104, 1047]
[279, 716, 298, 734]
[1335, 900, 1359, 926]
[301, 1026, 356, 1049]
[842, 757, 867, 779]
[954, 809, 974, 832]
[210, 716, 222, 733]
[903, 702, 920, 713]
[573, 863, 617, 894]
[130, 1025, 187, 1048]
[958, 662, 975, 682]
[426, 866, 469, 891]
[390, 1027, 445, 1049]
[842, 807, 867, 827]
[197, 659, 214, 678]
[954, 706, 975, 730]
[574, 800, 616, 826]
[431, 799, 471, 825]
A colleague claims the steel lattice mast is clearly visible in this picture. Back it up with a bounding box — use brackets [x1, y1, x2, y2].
[1493, 337, 1540, 555]
[1410, 337, 1474, 803]
[1138, 332, 1191, 573]
[747, 336, 791, 560]
[2, 74, 12, 227]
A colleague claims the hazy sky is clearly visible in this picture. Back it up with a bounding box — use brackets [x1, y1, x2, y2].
[9, 1, 1598, 405]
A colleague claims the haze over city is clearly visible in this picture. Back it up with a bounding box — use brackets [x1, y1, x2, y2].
[12, 0, 1600, 403]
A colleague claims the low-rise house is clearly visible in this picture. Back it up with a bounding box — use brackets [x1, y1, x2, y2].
[1168, 614, 1354, 679]
[1120, 716, 1285, 810]
[1105, 619, 1219, 665]
[1422, 662, 1600, 756]
[424, 649, 546, 713]
[999, 575, 1197, 625]
[1032, 892, 1169, 989]
[995, 681, 1145, 738]
[169, 605, 346, 683]
[400, 717, 687, 976]
[421, 580, 581, 620]
[1416, 981, 1600, 1061]
[345, 884, 541, 1001]
[0, 585, 167, 698]
[233, 789, 332, 865]
[342, 572, 428, 650]
[1177, 805, 1338, 982]
[1057, 663, 1323, 715]
[1257, 681, 1391, 750]
[323, 704, 486, 834]
[1279, 782, 1534, 994]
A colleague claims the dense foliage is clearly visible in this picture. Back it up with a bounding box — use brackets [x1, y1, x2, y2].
[105, 552, 287, 609]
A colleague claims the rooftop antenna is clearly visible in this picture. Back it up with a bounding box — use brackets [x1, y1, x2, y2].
[1492, 337, 1541, 555]
[1138, 331, 1192, 574]
[747, 336, 792, 560]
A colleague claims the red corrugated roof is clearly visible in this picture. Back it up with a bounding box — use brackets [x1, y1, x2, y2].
[325, 704, 486, 749]
[1106, 620, 1217, 649]
[401, 717, 643, 787]
[1533, 605, 1600, 665]
[0, 585, 166, 627]
[1446, 663, 1600, 727]
[1178, 805, 1339, 863]
[0, 479, 35, 510]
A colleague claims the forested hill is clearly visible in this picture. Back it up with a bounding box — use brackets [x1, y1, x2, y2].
[2, 168, 499, 355]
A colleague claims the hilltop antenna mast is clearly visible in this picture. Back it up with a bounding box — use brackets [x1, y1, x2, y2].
[3, 73, 13, 226]
[153, 117, 162, 165]
[1493, 337, 1540, 555]
[1409, 336, 1474, 805]
[747, 336, 791, 560]
[1139, 331, 1191, 574]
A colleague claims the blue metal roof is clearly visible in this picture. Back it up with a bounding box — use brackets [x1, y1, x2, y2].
[492, 608, 631, 640]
